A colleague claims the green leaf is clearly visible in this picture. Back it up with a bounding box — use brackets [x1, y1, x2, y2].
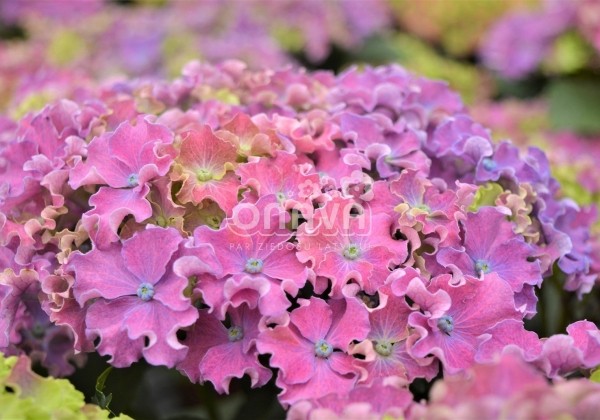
[542, 31, 593, 75]
[0, 354, 120, 419]
[92, 366, 115, 415]
[351, 35, 401, 65]
[591, 367, 600, 383]
[548, 78, 600, 135]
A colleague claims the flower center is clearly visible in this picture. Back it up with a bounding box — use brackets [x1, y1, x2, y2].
[227, 326, 244, 342]
[196, 168, 213, 182]
[314, 339, 333, 358]
[127, 173, 139, 187]
[137, 282, 155, 301]
[482, 158, 497, 171]
[343, 243, 361, 260]
[475, 259, 491, 275]
[374, 340, 393, 357]
[244, 258, 264, 274]
[276, 191, 287, 203]
[207, 215, 222, 229]
[437, 315, 454, 335]
[413, 203, 430, 212]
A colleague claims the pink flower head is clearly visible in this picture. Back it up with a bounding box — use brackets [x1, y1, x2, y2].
[352, 284, 438, 383]
[177, 305, 271, 393]
[170, 125, 240, 214]
[236, 151, 321, 213]
[256, 297, 370, 405]
[427, 115, 493, 183]
[407, 272, 521, 374]
[535, 321, 600, 378]
[391, 170, 462, 247]
[67, 117, 176, 247]
[290, 378, 413, 419]
[216, 112, 280, 158]
[312, 147, 364, 186]
[68, 227, 213, 367]
[437, 207, 542, 304]
[427, 353, 549, 418]
[270, 111, 339, 154]
[339, 112, 430, 178]
[193, 196, 308, 317]
[69, 116, 175, 190]
[475, 319, 542, 363]
[480, 1, 575, 79]
[297, 195, 407, 295]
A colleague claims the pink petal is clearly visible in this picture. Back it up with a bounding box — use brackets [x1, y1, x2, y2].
[290, 298, 333, 344]
[327, 298, 370, 350]
[125, 300, 198, 367]
[85, 297, 145, 367]
[121, 227, 182, 284]
[70, 244, 139, 304]
[257, 324, 316, 385]
[81, 186, 152, 248]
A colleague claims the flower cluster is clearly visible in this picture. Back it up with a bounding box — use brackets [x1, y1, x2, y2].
[1, 60, 599, 416]
[481, 0, 600, 79]
[0, 0, 390, 115]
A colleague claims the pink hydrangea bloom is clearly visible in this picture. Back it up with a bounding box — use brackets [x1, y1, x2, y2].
[257, 297, 370, 405]
[352, 284, 438, 383]
[338, 112, 430, 178]
[177, 304, 271, 393]
[297, 195, 407, 295]
[421, 352, 600, 420]
[216, 112, 281, 158]
[69, 117, 175, 247]
[69, 116, 174, 190]
[290, 378, 413, 420]
[437, 206, 542, 315]
[0, 59, 598, 416]
[407, 273, 521, 374]
[68, 227, 208, 367]
[170, 125, 240, 214]
[193, 196, 308, 317]
[236, 151, 321, 213]
[390, 170, 462, 248]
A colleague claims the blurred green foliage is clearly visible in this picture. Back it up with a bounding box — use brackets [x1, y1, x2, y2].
[548, 77, 600, 135]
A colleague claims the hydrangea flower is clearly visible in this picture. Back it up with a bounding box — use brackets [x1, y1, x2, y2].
[436, 206, 542, 315]
[170, 125, 240, 214]
[177, 304, 271, 393]
[237, 151, 320, 213]
[351, 284, 438, 383]
[480, 0, 600, 79]
[68, 227, 210, 367]
[69, 117, 175, 247]
[193, 196, 308, 318]
[407, 272, 521, 374]
[256, 297, 370, 405]
[420, 353, 600, 419]
[0, 60, 598, 417]
[297, 195, 407, 295]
